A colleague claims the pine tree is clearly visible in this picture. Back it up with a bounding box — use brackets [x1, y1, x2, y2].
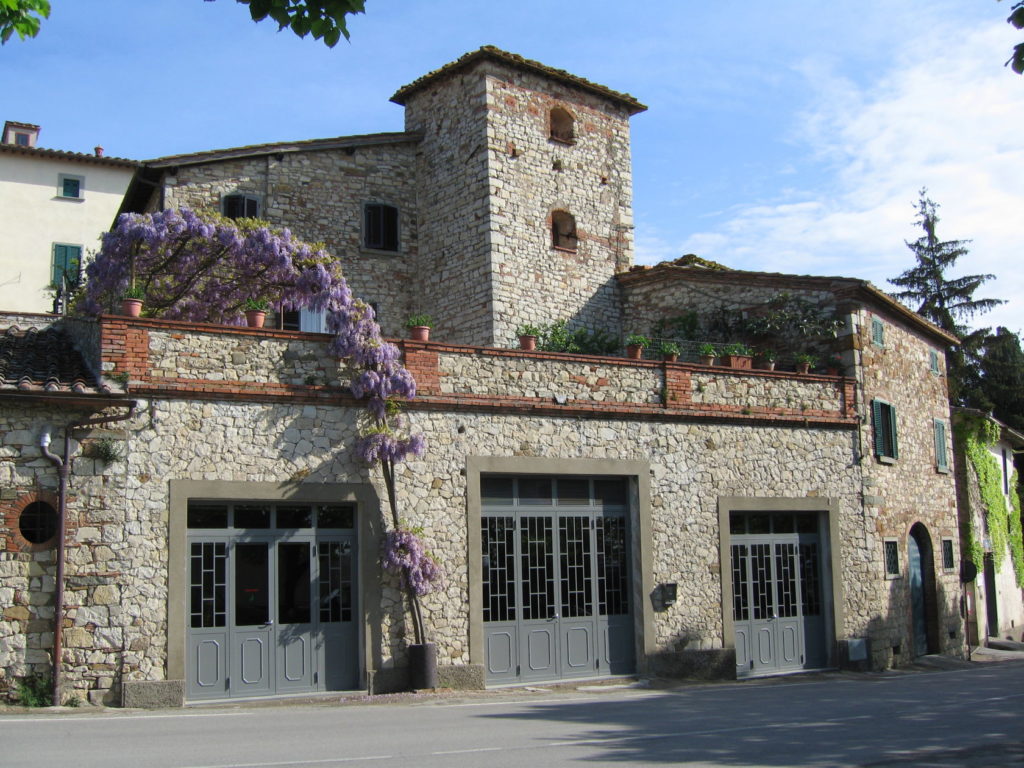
[889, 190, 1004, 405]
[980, 328, 1024, 433]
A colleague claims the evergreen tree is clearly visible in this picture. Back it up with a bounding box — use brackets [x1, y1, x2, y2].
[890, 190, 1004, 405]
[980, 327, 1024, 433]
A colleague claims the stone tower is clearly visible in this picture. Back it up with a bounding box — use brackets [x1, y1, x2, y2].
[392, 47, 646, 347]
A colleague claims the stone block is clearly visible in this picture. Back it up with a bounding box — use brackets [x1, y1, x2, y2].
[92, 585, 119, 605]
[121, 679, 184, 709]
[437, 663, 485, 690]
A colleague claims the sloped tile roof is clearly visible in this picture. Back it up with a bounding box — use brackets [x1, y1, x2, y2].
[391, 46, 647, 114]
[0, 325, 112, 395]
[0, 142, 137, 168]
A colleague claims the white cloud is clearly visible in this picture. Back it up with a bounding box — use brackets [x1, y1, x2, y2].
[648, 21, 1024, 334]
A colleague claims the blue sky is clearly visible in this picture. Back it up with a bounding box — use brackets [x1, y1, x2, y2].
[4, 1, 1022, 334]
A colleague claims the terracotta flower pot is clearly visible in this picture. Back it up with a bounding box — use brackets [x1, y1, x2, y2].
[724, 354, 753, 369]
[409, 326, 430, 342]
[756, 359, 776, 371]
[244, 310, 266, 328]
[795, 362, 811, 374]
[700, 354, 716, 366]
[626, 344, 644, 360]
[120, 298, 143, 318]
[519, 334, 537, 351]
[663, 352, 679, 363]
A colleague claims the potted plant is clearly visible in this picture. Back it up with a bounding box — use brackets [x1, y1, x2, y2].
[120, 285, 145, 318]
[698, 342, 718, 366]
[243, 297, 269, 328]
[624, 333, 650, 360]
[722, 342, 753, 369]
[755, 347, 777, 371]
[406, 313, 434, 342]
[826, 353, 844, 376]
[659, 341, 680, 363]
[794, 352, 817, 374]
[516, 323, 541, 351]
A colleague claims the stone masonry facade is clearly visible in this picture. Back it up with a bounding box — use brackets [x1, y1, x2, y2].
[0, 48, 963, 704]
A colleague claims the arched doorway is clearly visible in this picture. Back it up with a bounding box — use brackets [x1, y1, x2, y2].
[907, 523, 938, 657]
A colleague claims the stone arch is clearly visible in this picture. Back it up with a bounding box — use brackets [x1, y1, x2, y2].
[908, 522, 940, 656]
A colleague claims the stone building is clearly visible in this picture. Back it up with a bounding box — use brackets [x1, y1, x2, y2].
[0, 48, 964, 706]
[952, 409, 1024, 646]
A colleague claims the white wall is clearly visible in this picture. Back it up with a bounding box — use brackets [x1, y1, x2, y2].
[0, 152, 133, 312]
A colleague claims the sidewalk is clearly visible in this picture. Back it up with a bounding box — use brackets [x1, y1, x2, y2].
[4, 646, 1024, 714]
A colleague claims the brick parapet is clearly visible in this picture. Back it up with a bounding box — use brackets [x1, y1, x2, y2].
[104, 320, 854, 427]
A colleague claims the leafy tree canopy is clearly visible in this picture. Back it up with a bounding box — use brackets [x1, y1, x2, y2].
[230, 0, 365, 47]
[0, 0, 363, 47]
[0, 0, 49, 44]
[1006, 0, 1024, 74]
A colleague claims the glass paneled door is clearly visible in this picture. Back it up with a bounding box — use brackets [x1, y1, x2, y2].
[482, 476, 635, 685]
[730, 511, 828, 678]
[186, 502, 358, 700]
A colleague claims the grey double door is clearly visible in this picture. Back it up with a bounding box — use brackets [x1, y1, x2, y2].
[730, 511, 828, 677]
[481, 476, 635, 685]
[186, 502, 358, 700]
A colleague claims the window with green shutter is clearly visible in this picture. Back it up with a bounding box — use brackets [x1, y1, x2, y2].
[871, 399, 898, 461]
[871, 317, 885, 347]
[52, 244, 82, 287]
[933, 419, 948, 472]
[58, 174, 83, 199]
[929, 349, 940, 373]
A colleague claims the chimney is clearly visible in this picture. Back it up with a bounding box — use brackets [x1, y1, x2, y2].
[94, 146, 104, 157]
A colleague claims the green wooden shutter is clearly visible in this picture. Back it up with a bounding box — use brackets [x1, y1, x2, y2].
[888, 403, 898, 460]
[872, 399, 884, 456]
[52, 245, 82, 286]
[871, 318, 884, 347]
[934, 420, 947, 471]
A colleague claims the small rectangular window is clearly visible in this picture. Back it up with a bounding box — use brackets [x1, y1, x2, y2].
[1002, 449, 1010, 495]
[941, 539, 955, 571]
[58, 174, 83, 199]
[364, 203, 399, 251]
[929, 349, 940, 374]
[884, 539, 900, 578]
[871, 317, 885, 347]
[15, 132, 29, 146]
[871, 399, 898, 461]
[51, 244, 82, 287]
[222, 193, 259, 219]
[934, 419, 949, 473]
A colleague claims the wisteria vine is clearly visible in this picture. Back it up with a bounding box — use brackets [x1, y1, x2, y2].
[81, 207, 441, 645]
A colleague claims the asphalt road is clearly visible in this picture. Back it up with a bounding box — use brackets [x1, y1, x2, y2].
[3, 661, 1024, 767]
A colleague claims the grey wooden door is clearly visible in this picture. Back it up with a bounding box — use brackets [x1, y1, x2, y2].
[482, 476, 634, 685]
[731, 512, 826, 677]
[186, 501, 359, 700]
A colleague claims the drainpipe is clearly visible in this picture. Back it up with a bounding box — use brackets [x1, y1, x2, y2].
[40, 402, 137, 707]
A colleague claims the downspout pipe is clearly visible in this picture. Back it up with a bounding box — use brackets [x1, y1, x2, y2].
[40, 401, 137, 706]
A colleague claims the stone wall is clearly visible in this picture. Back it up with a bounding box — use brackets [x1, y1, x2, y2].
[402, 69, 495, 346]
[0, 311, 964, 704]
[159, 139, 420, 338]
[480, 61, 636, 346]
[854, 305, 961, 666]
[0, 401, 140, 706]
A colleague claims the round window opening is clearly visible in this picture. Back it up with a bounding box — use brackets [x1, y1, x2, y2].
[19, 501, 58, 545]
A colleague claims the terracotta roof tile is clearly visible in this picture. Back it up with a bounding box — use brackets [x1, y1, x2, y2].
[0, 325, 113, 396]
[391, 46, 647, 114]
